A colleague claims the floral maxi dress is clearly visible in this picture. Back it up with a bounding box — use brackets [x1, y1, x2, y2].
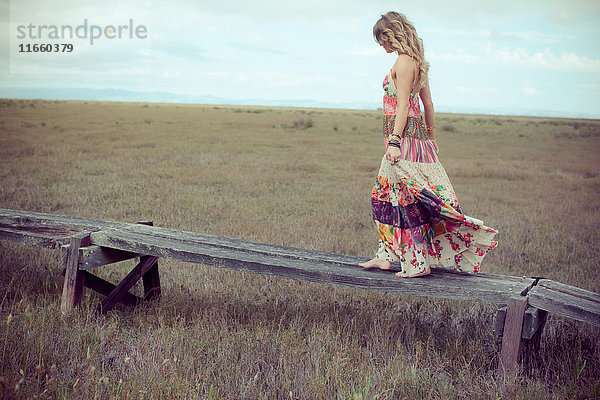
[369, 72, 498, 277]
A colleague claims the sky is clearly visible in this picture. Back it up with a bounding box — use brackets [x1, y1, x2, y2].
[1, 0, 599, 118]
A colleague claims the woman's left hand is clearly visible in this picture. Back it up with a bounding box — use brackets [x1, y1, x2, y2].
[386, 145, 402, 164]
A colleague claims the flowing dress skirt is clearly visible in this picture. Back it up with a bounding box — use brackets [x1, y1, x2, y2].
[371, 116, 498, 277]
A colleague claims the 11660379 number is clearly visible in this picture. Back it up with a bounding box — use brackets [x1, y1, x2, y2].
[18, 43, 74, 53]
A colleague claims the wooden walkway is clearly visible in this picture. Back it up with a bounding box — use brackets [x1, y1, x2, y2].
[1, 208, 599, 374]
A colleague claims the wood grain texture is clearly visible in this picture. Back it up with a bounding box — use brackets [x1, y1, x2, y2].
[499, 296, 529, 374]
[3, 208, 599, 325]
[0, 208, 542, 305]
[521, 307, 547, 340]
[0, 225, 68, 248]
[0, 208, 125, 248]
[60, 235, 91, 314]
[79, 245, 141, 270]
[89, 225, 534, 305]
[494, 305, 548, 342]
[528, 280, 600, 327]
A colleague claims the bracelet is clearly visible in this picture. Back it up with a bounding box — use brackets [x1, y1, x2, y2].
[388, 141, 401, 148]
[426, 126, 436, 133]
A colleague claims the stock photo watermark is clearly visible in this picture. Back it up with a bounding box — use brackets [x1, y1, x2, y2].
[16, 19, 148, 47]
[10, 0, 152, 74]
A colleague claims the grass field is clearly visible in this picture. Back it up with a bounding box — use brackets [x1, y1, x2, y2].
[0, 98, 599, 399]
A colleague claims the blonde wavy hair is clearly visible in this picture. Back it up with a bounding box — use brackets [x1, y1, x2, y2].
[373, 12, 429, 91]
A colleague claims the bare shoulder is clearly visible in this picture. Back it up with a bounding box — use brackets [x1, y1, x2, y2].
[393, 54, 415, 72]
[391, 54, 416, 86]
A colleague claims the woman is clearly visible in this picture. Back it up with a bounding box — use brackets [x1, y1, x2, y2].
[359, 12, 498, 277]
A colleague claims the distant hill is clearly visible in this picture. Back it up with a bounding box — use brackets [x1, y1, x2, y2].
[1, 86, 597, 119]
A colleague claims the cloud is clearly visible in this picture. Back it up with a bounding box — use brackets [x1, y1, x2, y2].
[341, 44, 381, 57]
[455, 86, 498, 94]
[519, 87, 542, 96]
[424, 28, 564, 45]
[484, 43, 600, 72]
[489, 30, 564, 45]
[429, 42, 600, 72]
[577, 83, 600, 92]
[427, 49, 480, 64]
[407, 0, 600, 30]
[2, 0, 599, 117]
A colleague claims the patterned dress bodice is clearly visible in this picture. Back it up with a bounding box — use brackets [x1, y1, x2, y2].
[382, 72, 427, 141]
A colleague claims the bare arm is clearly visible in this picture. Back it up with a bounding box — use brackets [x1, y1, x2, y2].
[386, 55, 415, 163]
[419, 76, 436, 140]
[390, 55, 414, 139]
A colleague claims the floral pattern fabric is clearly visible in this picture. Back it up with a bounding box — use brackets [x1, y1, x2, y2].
[370, 72, 498, 277]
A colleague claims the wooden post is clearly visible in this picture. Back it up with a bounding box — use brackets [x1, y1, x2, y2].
[495, 304, 549, 373]
[137, 221, 161, 301]
[522, 309, 549, 372]
[499, 295, 529, 374]
[142, 262, 161, 301]
[60, 234, 91, 314]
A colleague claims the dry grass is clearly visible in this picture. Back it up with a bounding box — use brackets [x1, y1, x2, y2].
[0, 98, 599, 399]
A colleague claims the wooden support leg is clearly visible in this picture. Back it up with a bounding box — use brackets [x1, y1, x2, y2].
[60, 234, 91, 314]
[142, 262, 161, 301]
[495, 304, 549, 374]
[96, 255, 159, 314]
[522, 309, 549, 371]
[527, 309, 548, 350]
[136, 221, 161, 301]
[81, 271, 142, 307]
[498, 296, 529, 374]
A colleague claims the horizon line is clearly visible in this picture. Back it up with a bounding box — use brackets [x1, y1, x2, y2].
[1, 87, 598, 120]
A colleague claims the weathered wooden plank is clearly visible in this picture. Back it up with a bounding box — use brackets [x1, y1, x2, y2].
[1, 207, 532, 304]
[97, 256, 159, 314]
[0, 208, 536, 301]
[0, 208, 123, 232]
[0, 226, 70, 248]
[0, 209, 123, 250]
[499, 296, 529, 374]
[60, 235, 91, 314]
[0, 208, 406, 268]
[90, 228, 534, 305]
[2, 208, 599, 333]
[127, 223, 367, 267]
[537, 279, 600, 304]
[528, 281, 600, 327]
[113, 222, 520, 278]
[79, 245, 141, 270]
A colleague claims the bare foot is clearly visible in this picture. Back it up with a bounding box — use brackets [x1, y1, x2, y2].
[359, 258, 391, 270]
[396, 270, 430, 278]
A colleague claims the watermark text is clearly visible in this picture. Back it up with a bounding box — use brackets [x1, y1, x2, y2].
[16, 19, 148, 45]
